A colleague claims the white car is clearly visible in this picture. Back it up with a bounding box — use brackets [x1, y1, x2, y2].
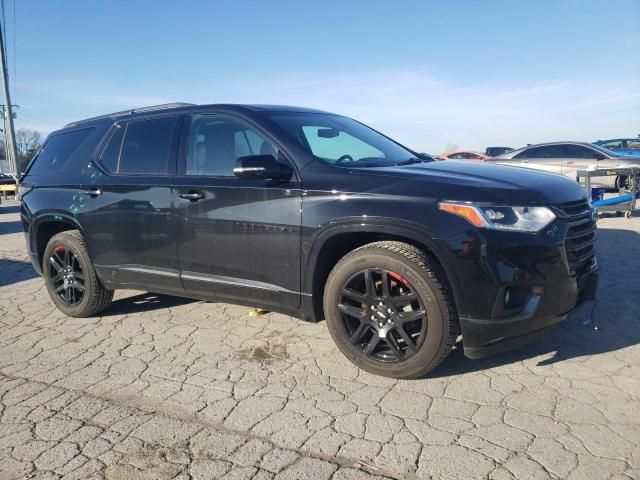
[489, 142, 640, 189]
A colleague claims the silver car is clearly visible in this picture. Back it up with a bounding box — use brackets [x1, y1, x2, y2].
[489, 142, 640, 189]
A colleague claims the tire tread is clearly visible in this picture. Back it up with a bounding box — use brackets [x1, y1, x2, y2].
[46, 229, 113, 317]
[327, 240, 459, 378]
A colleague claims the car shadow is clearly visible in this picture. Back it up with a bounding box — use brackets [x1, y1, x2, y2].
[0, 220, 22, 235]
[429, 226, 640, 378]
[101, 292, 195, 316]
[0, 259, 40, 287]
[0, 204, 20, 215]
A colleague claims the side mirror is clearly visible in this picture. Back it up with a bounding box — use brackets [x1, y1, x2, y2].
[233, 154, 293, 180]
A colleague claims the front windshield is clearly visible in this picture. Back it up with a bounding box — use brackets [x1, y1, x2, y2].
[269, 113, 427, 167]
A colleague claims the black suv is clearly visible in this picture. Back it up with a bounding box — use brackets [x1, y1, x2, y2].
[19, 103, 598, 378]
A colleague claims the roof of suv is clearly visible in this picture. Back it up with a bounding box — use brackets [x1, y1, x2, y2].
[63, 103, 332, 129]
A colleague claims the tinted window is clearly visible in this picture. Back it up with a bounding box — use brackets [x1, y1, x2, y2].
[628, 140, 640, 150]
[186, 115, 279, 176]
[514, 146, 562, 159]
[565, 145, 597, 159]
[118, 117, 178, 174]
[100, 125, 124, 173]
[28, 128, 94, 174]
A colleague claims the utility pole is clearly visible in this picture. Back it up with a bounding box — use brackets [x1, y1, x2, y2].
[0, 19, 17, 176]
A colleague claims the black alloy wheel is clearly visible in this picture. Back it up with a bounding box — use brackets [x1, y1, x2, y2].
[339, 268, 427, 362]
[43, 230, 113, 317]
[49, 245, 86, 305]
[324, 241, 459, 379]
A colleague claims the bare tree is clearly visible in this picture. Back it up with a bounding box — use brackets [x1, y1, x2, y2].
[15, 128, 43, 172]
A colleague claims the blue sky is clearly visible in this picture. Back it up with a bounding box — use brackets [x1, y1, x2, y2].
[7, 0, 640, 152]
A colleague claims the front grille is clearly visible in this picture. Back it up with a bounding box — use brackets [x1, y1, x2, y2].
[554, 199, 597, 277]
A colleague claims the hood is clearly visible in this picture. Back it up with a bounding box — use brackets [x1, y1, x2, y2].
[349, 160, 587, 205]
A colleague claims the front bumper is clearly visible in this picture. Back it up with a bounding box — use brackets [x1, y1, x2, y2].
[437, 199, 598, 359]
[460, 269, 597, 358]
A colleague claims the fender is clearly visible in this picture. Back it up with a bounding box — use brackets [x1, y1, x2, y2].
[302, 216, 465, 317]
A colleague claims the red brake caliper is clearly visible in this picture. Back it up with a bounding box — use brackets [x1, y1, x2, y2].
[388, 271, 408, 287]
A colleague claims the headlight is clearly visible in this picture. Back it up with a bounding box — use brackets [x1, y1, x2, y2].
[438, 202, 556, 232]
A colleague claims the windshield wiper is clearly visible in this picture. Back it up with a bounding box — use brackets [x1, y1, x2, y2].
[394, 158, 424, 166]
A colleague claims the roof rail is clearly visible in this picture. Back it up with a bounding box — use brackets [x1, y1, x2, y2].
[64, 102, 196, 127]
[132, 102, 195, 113]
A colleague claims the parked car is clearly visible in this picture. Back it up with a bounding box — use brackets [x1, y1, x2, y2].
[485, 146, 514, 157]
[593, 138, 640, 157]
[0, 172, 17, 186]
[490, 142, 640, 189]
[0, 172, 17, 203]
[19, 103, 597, 379]
[440, 150, 489, 161]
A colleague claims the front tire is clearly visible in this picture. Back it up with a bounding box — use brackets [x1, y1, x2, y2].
[43, 230, 113, 317]
[323, 241, 458, 379]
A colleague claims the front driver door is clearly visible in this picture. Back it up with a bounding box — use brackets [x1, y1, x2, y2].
[173, 113, 302, 309]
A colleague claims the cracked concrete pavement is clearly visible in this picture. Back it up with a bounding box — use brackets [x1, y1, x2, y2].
[0, 200, 639, 480]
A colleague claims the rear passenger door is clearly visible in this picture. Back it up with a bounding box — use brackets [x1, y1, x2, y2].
[77, 115, 184, 293]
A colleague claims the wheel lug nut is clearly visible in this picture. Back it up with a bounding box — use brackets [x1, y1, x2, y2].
[370, 306, 375, 310]
[371, 316, 375, 320]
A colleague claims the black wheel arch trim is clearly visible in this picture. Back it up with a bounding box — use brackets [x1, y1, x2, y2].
[302, 217, 465, 319]
[29, 212, 86, 273]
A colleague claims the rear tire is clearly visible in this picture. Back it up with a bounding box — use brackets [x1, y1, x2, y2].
[323, 241, 458, 379]
[43, 230, 113, 317]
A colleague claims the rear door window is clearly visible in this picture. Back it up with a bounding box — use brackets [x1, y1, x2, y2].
[28, 128, 94, 174]
[564, 145, 597, 159]
[627, 140, 640, 151]
[99, 125, 125, 173]
[515, 146, 561, 159]
[117, 116, 178, 175]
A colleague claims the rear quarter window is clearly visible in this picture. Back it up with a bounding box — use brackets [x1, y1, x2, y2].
[27, 127, 94, 174]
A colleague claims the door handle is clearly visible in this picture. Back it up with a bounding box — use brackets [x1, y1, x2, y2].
[80, 188, 102, 196]
[178, 191, 205, 202]
[566, 161, 575, 164]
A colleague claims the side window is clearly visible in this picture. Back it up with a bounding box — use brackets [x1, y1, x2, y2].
[118, 116, 178, 174]
[100, 125, 124, 173]
[627, 140, 640, 150]
[565, 145, 597, 159]
[186, 115, 279, 176]
[516, 146, 560, 159]
[600, 141, 623, 151]
[515, 147, 541, 159]
[28, 128, 94, 174]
